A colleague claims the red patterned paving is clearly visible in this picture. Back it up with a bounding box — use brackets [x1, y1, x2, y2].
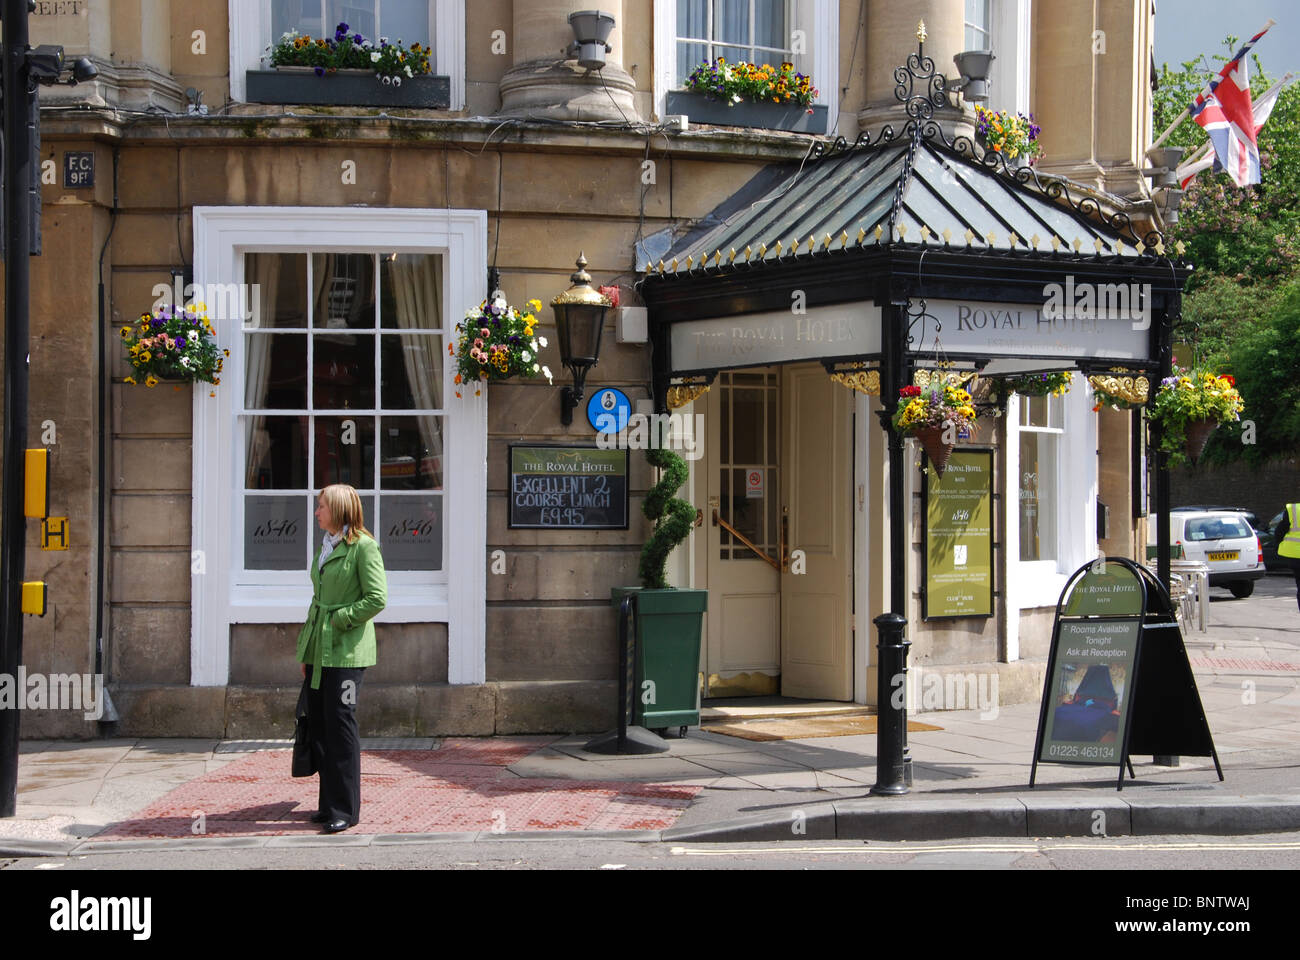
[1191, 657, 1300, 672]
[96, 739, 700, 839]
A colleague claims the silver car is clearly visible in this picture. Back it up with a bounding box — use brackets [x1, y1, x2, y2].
[1153, 510, 1264, 599]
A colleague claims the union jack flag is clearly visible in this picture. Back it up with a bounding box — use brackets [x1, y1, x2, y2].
[1189, 20, 1275, 187]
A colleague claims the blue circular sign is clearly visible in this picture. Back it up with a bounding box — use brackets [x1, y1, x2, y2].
[587, 387, 631, 434]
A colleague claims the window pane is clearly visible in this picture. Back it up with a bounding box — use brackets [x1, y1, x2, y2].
[381, 334, 443, 409]
[329, 0, 375, 40]
[245, 333, 307, 409]
[313, 333, 376, 409]
[272, 0, 326, 41]
[379, 493, 443, 570]
[732, 387, 763, 464]
[246, 494, 311, 570]
[314, 415, 376, 488]
[381, 253, 442, 329]
[679, 41, 709, 83]
[754, 0, 784, 51]
[1019, 432, 1058, 562]
[713, 0, 748, 45]
[716, 44, 748, 64]
[678, 0, 707, 39]
[246, 415, 308, 489]
[313, 253, 375, 330]
[380, 416, 443, 489]
[246, 253, 308, 328]
[375, 0, 430, 45]
[313, 495, 375, 556]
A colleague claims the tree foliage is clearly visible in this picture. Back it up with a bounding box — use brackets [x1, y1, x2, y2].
[1152, 36, 1300, 462]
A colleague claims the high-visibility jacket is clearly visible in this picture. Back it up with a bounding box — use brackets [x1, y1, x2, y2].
[1280, 503, 1300, 559]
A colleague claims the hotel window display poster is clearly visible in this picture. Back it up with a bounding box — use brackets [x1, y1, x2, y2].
[923, 449, 994, 619]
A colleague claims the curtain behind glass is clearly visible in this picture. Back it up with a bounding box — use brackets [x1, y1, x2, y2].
[244, 253, 283, 475]
[386, 254, 443, 468]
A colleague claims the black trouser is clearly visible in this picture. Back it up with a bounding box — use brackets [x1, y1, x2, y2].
[1290, 561, 1300, 612]
[303, 665, 366, 824]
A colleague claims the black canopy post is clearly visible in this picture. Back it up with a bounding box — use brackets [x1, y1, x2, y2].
[872, 300, 911, 796]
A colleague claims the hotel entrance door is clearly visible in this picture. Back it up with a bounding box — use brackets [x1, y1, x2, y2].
[700, 363, 853, 700]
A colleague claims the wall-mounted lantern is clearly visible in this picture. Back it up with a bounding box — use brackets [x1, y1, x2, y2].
[551, 253, 611, 425]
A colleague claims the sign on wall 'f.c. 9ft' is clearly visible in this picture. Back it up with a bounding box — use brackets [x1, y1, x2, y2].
[923, 449, 994, 619]
[508, 446, 629, 529]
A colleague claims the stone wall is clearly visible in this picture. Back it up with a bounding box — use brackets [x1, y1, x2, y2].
[1170, 455, 1300, 526]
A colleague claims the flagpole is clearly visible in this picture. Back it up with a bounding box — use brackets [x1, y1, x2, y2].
[1152, 107, 1190, 149]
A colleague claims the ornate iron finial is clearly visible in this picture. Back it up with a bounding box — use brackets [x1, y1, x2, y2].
[895, 20, 949, 124]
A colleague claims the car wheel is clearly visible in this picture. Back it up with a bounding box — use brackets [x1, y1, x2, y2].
[1228, 581, 1254, 599]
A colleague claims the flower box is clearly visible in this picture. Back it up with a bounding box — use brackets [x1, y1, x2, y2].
[245, 69, 450, 109]
[665, 89, 827, 134]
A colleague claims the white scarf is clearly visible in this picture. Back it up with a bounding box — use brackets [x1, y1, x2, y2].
[319, 524, 350, 570]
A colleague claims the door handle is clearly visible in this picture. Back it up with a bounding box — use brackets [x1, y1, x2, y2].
[695, 509, 704, 529]
[713, 509, 781, 572]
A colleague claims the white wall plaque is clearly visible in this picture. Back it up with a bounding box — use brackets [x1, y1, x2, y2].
[670, 304, 882, 372]
[916, 295, 1151, 361]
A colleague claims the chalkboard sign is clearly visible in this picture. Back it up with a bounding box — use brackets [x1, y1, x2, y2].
[923, 449, 994, 619]
[508, 445, 629, 529]
[1030, 557, 1223, 790]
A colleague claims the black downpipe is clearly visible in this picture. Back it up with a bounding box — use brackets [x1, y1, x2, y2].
[94, 148, 120, 726]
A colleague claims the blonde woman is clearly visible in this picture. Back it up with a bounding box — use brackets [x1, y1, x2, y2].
[296, 484, 387, 833]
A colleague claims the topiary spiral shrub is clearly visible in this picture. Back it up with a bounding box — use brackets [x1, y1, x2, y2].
[639, 445, 695, 589]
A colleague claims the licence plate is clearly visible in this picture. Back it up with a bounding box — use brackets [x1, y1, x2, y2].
[1207, 551, 1239, 561]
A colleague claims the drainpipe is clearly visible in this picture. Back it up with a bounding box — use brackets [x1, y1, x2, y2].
[94, 146, 121, 727]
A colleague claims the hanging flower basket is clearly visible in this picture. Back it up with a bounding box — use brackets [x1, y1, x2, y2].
[120, 301, 224, 389]
[1148, 366, 1244, 468]
[1004, 370, 1073, 398]
[1182, 418, 1219, 464]
[913, 425, 956, 474]
[892, 382, 978, 476]
[450, 294, 554, 398]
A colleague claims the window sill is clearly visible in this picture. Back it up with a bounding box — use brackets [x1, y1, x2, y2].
[246, 69, 451, 109]
[665, 90, 828, 134]
[1014, 562, 1068, 610]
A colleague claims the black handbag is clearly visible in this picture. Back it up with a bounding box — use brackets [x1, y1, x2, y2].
[292, 683, 317, 777]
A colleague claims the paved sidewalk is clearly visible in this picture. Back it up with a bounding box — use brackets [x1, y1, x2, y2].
[2, 578, 1297, 855]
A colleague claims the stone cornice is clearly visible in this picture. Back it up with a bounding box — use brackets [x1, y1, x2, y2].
[36, 104, 821, 164]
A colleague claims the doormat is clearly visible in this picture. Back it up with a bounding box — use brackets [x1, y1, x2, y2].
[701, 715, 943, 741]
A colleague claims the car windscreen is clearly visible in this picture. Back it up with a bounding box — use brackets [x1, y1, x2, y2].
[1185, 517, 1253, 541]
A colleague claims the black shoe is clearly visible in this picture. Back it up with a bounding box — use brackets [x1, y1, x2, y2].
[310, 811, 330, 824]
[323, 819, 351, 834]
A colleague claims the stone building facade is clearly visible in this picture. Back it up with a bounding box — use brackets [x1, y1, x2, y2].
[13, 0, 1163, 737]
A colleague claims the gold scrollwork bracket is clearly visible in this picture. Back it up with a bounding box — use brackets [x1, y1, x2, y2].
[913, 364, 977, 389]
[667, 378, 712, 410]
[1087, 368, 1150, 405]
[829, 368, 880, 396]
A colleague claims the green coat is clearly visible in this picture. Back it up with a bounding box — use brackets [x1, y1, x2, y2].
[296, 533, 388, 688]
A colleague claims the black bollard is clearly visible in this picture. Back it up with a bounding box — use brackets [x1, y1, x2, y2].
[871, 612, 910, 796]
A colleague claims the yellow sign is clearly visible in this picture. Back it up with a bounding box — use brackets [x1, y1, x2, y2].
[25, 448, 49, 518]
[41, 517, 69, 550]
[22, 581, 47, 617]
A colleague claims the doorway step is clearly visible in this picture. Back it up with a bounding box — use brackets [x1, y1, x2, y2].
[700, 696, 872, 722]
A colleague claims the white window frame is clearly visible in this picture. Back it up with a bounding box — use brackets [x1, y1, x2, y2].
[191, 206, 487, 687]
[1004, 386, 1098, 616]
[228, 0, 465, 110]
[653, 0, 837, 132]
[986, 0, 1032, 115]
